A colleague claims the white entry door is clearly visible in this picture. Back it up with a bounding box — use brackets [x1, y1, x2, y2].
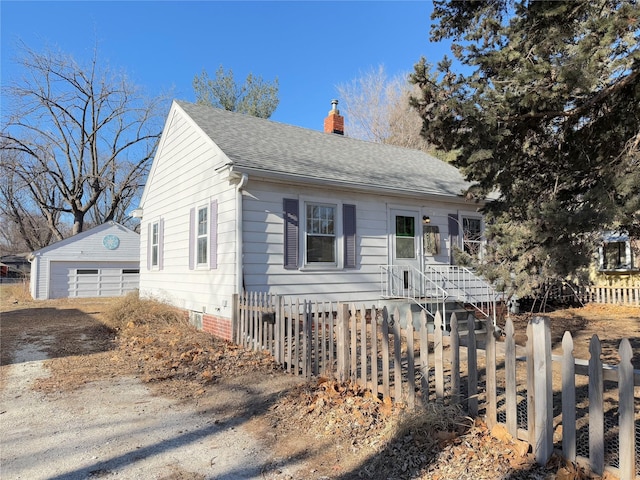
[390, 209, 421, 293]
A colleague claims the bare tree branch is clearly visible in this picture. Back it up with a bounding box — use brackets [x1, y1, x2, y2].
[1, 42, 167, 241]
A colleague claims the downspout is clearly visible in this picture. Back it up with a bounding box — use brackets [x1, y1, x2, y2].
[235, 173, 248, 295]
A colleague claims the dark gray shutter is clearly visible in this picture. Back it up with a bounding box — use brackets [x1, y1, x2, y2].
[210, 200, 218, 269]
[189, 207, 195, 270]
[448, 213, 459, 265]
[283, 198, 299, 269]
[343, 204, 356, 268]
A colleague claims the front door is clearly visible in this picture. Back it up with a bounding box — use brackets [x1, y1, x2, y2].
[390, 209, 421, 292]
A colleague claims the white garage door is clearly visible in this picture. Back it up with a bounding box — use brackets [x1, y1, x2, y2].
[49, 262, 140, 299]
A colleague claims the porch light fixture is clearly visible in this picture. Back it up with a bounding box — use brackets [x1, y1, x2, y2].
[423, 215, 430, 224]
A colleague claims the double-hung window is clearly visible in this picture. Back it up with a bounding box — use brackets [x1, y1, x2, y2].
[196, 206, 208, 265]
[147, 218, 164, 270]
[306, 203, 336, 264]
[189, 200, 217, 270]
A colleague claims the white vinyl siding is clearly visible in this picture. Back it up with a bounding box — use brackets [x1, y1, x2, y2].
[138, 106, 235, 317]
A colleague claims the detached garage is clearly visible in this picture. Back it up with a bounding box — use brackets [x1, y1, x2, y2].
[29, 222, 140, 300]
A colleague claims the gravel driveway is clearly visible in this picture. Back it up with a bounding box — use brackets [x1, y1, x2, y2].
[0, 303, 304, 480]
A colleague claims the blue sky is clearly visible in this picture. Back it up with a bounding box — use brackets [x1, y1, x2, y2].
[1, 1, 452, 131]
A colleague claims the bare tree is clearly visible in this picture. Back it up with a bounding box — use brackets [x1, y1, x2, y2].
[336, 65, 436, 154]
[1, 42, 166, 239]
[0, 146, 64, 252]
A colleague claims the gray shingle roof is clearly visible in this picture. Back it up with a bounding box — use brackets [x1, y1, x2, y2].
[176, 100, 472, 198]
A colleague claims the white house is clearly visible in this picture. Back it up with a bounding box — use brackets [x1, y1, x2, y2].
[137, 100, 495, 341]
[29, 221, 140, 300]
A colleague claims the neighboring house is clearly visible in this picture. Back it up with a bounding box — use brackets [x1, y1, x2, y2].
[595, 231, 640, 286]
[0, 254, 31, 280]
[136, 100, 494, 341]
[29, 222, 140, 300]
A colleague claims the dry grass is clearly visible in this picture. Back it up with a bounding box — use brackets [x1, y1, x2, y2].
[0, 282, 32, 304]
[104, 291, 186, 329]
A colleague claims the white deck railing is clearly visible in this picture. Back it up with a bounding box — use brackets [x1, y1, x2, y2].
[379, 264, 448, 321]
[424, 265, 500, 326]
[380, 264, 501, 327]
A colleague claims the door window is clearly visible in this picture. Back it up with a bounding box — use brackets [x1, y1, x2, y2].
[395, 215, 415, 259]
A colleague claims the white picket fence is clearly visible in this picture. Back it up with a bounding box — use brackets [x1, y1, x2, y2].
[235, 292, 639, 478]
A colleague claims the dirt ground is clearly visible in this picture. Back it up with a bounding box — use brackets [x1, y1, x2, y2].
[501, 303, 640, 368]
[1, 286, 637, 479]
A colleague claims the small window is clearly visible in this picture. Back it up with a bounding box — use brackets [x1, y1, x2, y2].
[151, 222, 159, 267]
[122, 269, 140, 274]
[395, 215, 415, 259]
[197, 206, 208, 265]
[603, 242, 628, 270]
[600, 233, 635, 271]
[462, 217, 482, 257]
[306, 203, 336, 263]
[77, 269, 99, 275]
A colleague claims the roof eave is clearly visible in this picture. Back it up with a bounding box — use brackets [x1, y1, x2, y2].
[230, 165, 474, 202]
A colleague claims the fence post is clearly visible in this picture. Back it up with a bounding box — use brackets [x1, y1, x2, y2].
[351, 305, 358, 382]
[505, 318, 517, 437]
[485, 319, 497, 428]
[406, 309, 415, 410]
[589, 335, 604, 476]
[419, 310, 429, 406]
[232, 293, 240, 344]
[561, 331, 576, 462]
[393, 307, 402, 403]
[434, 310, 444, 402]
[274, 295, 282, 363]
[618, 338, 636, 479]
[336, 303, 350, 383]
[526, 321, 535, 448]
[371, 308, 379, 401]
[450, 313, 460, 405]
[530, 316, 553, 465]
[466, 313, 478, 417]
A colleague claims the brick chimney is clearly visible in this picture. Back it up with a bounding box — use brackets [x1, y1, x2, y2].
[323, 99, 344, 135]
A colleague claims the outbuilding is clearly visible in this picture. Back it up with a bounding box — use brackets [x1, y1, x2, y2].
[29, 221, 140, 300]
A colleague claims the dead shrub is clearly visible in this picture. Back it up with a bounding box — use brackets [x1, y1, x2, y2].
[105, 291, 185, 330]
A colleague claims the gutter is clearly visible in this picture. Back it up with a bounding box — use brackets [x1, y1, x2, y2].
[235, 173, 248, 295]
